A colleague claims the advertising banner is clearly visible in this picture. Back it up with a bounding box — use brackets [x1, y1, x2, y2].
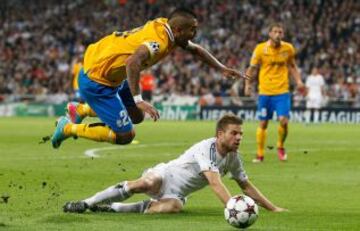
[200, 106, 360, 123]
[154, 103, 198, 120]
[0, 103, 67, 117]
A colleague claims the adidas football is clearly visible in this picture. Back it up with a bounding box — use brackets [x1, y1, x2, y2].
[224, 195, 259, 229]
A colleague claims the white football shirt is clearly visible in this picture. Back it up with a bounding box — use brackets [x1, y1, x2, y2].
[306, 74, 325, 99]
[162, 138, 248, 197]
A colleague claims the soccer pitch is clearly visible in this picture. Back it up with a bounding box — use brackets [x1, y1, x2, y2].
[0, 117, 359, 231]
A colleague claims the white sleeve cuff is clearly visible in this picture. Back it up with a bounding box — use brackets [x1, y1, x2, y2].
[133, 94, 144, 104]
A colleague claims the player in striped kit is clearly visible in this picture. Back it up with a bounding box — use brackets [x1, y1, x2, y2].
[245, 23, 305, 162]
[51, 8, 247, 149]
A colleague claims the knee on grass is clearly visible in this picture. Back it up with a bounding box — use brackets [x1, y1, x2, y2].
[130, 113, 144, 124]
[131, 174, 162, 195]
[127, 107, 145, 124]
[146, 199, 183, 214]
[115, 130, 135, 145]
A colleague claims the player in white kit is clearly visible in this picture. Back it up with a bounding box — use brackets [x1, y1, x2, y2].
[63, 114, 287, 214]
[305, 67, 325, 123]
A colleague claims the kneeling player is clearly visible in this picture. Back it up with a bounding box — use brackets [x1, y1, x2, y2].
[63, 115, 287, 214]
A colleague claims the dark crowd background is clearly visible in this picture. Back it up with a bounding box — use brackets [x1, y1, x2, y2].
[0, 0, 359, 107]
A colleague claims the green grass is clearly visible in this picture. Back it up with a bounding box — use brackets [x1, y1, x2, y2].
[0, 117, 359, 230]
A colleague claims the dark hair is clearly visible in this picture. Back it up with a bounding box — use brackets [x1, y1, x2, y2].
[169, 7, 197, 20]
[216, 114, 243, 133]
[269, 22, 284, 32]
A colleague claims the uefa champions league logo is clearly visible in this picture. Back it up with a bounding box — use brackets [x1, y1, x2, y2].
[149, 41, 160, 54]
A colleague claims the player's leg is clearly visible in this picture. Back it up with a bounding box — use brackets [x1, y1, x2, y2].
[313, 109, 320, 123]
[100, 177, 183, 214]
[65, 95, 136, 145]
[277, 116, 288, 161]
[93, 200, 152, 213]
[51, 70, 135, 148]
[67, 69, 97, 124]
[310, 108, 315, 123]
[313, 99, 322, 123]
[254, 120, 268, 163]
[64, 172, 163, 213]
[90, 172, 166, 213]
[86, 167, 164, 213]
[90, 170, 170, 213]
[90, 198, 183, 214]
[306, 99, 317, 124]
[254, 95, 272, 163]
[274, 93, 291, 161]
[83, 181, 134, 207]
[70, 80, 145, 125]
[305, 100, 312, 124]
[118, 80, 144, 124]
[74, 88, 86, 103]
[63, 181, 133, 213]
[66, 101, 97, 124]
[52, 99, 135, 148]
[145, 198, 183, 213]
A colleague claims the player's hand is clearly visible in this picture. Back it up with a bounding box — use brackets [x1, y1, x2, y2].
[136, 101, 160, 121]
[272, 207, 289, 212]
[222, 67, 250, 80]
[244, 85, 252, 96]
[296, 82, 306, 95]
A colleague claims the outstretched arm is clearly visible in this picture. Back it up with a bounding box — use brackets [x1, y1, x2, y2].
[288, 56, 305, 91]
[185, 41, 249, 80]
[126, 45, 149, 96]
[203, 171, 232, 205]
[244, 65, 259, 96]
[125, 45, 159, 121]
[236, 179, 287, 212]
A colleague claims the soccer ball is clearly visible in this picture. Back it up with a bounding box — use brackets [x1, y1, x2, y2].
[224, 195, 259, 229]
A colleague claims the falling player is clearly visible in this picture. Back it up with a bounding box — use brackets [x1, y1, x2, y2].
[51, 8, 247, 149]
[63, 114, 287, 214]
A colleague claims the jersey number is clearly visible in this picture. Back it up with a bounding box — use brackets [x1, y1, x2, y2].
[116, 110, 130, 128]
[114, 26, 143, 38]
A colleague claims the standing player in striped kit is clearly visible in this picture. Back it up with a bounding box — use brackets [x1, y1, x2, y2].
[245, 23, 305, 162]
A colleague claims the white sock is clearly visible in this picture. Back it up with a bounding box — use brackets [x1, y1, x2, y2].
[305, 110, 311, 123]
[110, 200, 151, 213]
[84, 181, 132, 206]
[314, 110, 319, 123]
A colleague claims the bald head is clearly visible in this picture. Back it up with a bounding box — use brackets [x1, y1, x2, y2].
[168, 8, 196, 28]
[167, 8, 198, 47]
[169, 8, 197, 21]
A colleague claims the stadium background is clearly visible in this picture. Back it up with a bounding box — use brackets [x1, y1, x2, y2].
[0, 0, 359, 119]
[1, 1, 360, 231]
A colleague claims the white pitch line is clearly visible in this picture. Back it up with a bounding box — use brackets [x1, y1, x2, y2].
[1, 144, 358, 161]
[84, 142, 360, 158]
[84, 142, 189, 158]
[43, 138, 360, 160]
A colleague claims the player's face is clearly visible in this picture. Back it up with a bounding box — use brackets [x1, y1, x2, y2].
[175, 19, 198, 47]
[221, 124, 243, 152]
[311, 67, 319, 75]
[269, 27, 284, 46]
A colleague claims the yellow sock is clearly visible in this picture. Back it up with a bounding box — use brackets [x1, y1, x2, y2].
[277, 125, 288, 148]
[256, 127, 267, 157]
[64, 123, 115, 143]
[77, 103, 97, 118]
